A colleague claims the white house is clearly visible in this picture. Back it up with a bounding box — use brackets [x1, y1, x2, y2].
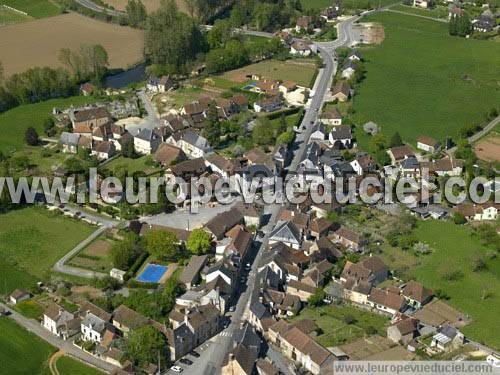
[329, 125, 353, 149]
[167, 129, 212, 158]
[290, 40, 317, 56]
[134, 128, 161, 155]
[42, 303, 75, 338]
[9, 289, 31, 305]
[416, 136, 440, 153]
[81, 312, 107, 343]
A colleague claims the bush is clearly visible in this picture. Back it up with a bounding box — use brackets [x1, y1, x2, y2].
[343, 314, 357, 325]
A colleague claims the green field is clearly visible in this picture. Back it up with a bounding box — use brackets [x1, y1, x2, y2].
[0, 5, 30, 25]
[56, 356, 104, 375]
[1, 0, 61, 18]
[408, 221, 500, 349]
[0, 207, 95, 294]
[290, 304, 388, 347]
[0, 96, 96, 153]
[353, 13, 500, 147]
[0, 317, 55, 374]
[301, 0, 396, 10]
[103, 155, 160, 176]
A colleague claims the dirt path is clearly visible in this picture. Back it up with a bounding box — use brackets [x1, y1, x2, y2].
[49, 350, 65, 375]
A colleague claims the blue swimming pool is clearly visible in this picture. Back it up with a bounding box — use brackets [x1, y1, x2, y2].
[136, 264, 168, 283]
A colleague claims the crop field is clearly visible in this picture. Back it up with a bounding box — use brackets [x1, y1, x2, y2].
[0, 317, 55, 374]
[0, 95, 97, 153]
[474, 130, 500, 162]
[0, 12, 143, 77]
[104, 0, 187, 13]
[352, 13, 500, 147]
[1, 0, 60, 19]
[69, 239, 114, 273]
[222, 59, 318, 88]
[0, 207, 95, 293]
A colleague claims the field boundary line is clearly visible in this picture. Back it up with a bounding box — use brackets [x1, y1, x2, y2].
[1, 4, 28, 16]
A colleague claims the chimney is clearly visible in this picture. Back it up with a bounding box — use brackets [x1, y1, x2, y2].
[229, 353, 235, 361]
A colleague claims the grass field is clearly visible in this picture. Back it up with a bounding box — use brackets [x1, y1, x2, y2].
[15, 299, 44, 319]
[0, 95, 96, 153]
[408, 221, 500, 349]
[69, 238, 114, 273]
[0, 317, 54, 374]
[352, 13, 500, 147]
[0, 5, 30, 25]
[1, 0, 60, 18]
[0, 207, 95, 294]
[290, 304, 388, 347]
[0, 12, 143, 77]
[301, 0, 396, 10]
[390, 4, 449, 19]
[56, 356, 104, 375]
[222, 58, 318, 88]
[103, 155, 160, 176]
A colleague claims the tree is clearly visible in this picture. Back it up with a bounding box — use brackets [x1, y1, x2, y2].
[0, 61, 3, 84]
[308, 288, 326, 307]
[186, 228, 212, 255]
[59, 44, 109, 83]
[457, 13, 472, 37]
[25, 127, 39, 146]
[252, 118, 274, 146]
[125, 326, 167, 367]
[144, 229, 179, 260]
[110, 233, 140, 270]
[126, 0, 147, 28]
[202, 102, 221, 146]
[121, 137, 135, 158]
[449, 15, 458, 36]
[145, 0, 206, 70]
[389, 132, 403, 147]
[451, 212, 467, 225]
[207, 19, 232, 49]
[43, 117, 56, 137]
[276, 131, 294, 145]
[471, 251, 487, 272]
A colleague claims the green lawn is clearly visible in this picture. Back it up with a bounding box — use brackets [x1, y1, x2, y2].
[2, 0, 61, 18]
[0, 6, 30, 25]
[352, 13, 500, 147]
[0, 207, 95, 294]
[103, 155, 160, 176]
[0, 317, 55, 374]
[56, 356, 104, 375]
[290, 304, 388, 347]
[0, 96, 97, 153]
[15, 300, 44, 319]
[409, 221, 500, 350]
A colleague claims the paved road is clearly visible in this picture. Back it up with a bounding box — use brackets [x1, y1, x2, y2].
[446, 115, 500, 155]
[75, 0, 125, 17]
[124, 90, 162, 135]
[0, 303, 117, 373]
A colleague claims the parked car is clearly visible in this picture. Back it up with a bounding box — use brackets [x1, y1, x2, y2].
[180, 358, 193, 365]
[170, 366, 183, 372]
[190, 351, 200, 358]
[229, 306, 236, 312]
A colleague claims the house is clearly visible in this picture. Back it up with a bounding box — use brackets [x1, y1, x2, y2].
[290, 40, 317, 56]
[112, 305, 149, 336]
[431, 325, 465, 351]
[92, 141, 116, 160]
[42, 303, 77, 339]
[413, 0, 432, 8]
[134, 128, 161, 155]
[320, 108, 342, 125]
[269, 221, 302, 249]
[451, 202, 499, 221]
[285, 280, 317, 302]
[254, 95, 282, 113]
[203, 260, 237, 286]
[60, 132, 81, 154]
[329, 125, 353, 149]
[167, 129, 212, 158]
[254, 79, 280, 95]
[296, 15, 313, 32]
[8, 289, 31, 305]
[310, 122, 326, 141]
[165, 157, 207, 180]
[422, 157, 464, 177]
[351, 154, 376, 175]
[321, 5, 340, 21]
[70, 107, 110, 131]
[332, 81, 351, 102]
[368, 287, 406, 315]
[225, 225, 253, 263]
[417, 136, 440, 153]
[387, 145, 415, 165]
[401, 281, 433, 309]
[146, 75, 174, 93]
[340, 256, 388, 286]
[279, 326, 335, 375]
[341, 60, 357, 79]
[81, 312, 108, 343]
[332, 226, 365, 252]
[347, 50, 362, 61]
[205, 153, 236, 178]
[179, 255, 209, 290]
[400, 155, 420, 179]
[256, 358, 279, 375]
[153, 143, 186, 166]
[276, 30, 294, 45]
[448, 5, 464, 19]
[222, 323, 261, 375]
[235, 202, 262, 228]
[387, 317, 420, 345]
[205, 207, 244, 240]
[80, 82, 94, 96]
[309, 217, 333, 239]
[272, 143, 289, 175]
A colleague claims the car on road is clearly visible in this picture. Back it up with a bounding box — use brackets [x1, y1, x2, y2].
[190, 351, 200, 358]
[229, 305, 236, 312]
[315, 107, 319, 112]
[180, 358, 193, 365]
[170, 366, 183, 372]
